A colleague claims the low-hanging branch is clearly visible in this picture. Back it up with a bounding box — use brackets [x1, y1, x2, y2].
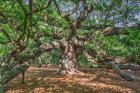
[1, 0, 139, 87]
[2, 39, 70, 84]
[84, 51, 139, 81]
[3, 63, 29, 84]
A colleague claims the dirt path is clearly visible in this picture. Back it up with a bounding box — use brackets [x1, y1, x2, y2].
[6, 66, 140, 93]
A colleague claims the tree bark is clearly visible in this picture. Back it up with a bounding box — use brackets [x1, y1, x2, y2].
[15, 39, 81, 75]
[84, 52, 138, 81]
[59, 42, 80, 75]
[3, 63, 29, 84]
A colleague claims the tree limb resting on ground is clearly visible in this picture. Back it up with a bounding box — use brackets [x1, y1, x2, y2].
[84, 51, 139, 81]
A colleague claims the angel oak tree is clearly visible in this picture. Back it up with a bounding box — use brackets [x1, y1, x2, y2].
[0, 0, 139, 87]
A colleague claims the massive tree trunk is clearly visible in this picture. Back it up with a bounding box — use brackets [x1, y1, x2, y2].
[37, 39, 81, 75]
[59, 42, 80, 75]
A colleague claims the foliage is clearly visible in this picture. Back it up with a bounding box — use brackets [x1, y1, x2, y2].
[0, 0, 140, 91]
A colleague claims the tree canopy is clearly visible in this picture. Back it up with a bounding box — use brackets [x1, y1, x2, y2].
[0, 0, 140, 92]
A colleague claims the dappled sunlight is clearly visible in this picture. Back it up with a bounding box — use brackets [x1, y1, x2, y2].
[31, 87, 46, 93]
[1, 0, 140, 93]
[79, 81, 135, 93]
[6, 66, 140, 93]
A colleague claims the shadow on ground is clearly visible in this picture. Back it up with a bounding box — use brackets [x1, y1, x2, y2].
[6, 67, 140, 93]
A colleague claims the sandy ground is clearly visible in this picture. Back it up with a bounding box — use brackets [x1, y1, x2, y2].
[6, 66, 140, 93]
